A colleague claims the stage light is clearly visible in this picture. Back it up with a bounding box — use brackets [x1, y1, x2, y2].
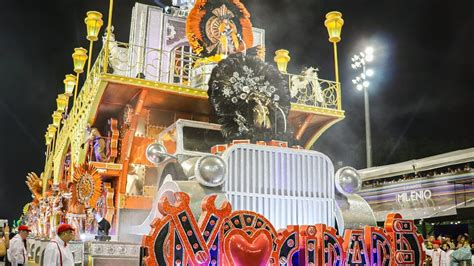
[366, 53, 374, 62]
[366, 69, 374, 77]
[356, 84, 363, 91]
[363, 81, 370, 88]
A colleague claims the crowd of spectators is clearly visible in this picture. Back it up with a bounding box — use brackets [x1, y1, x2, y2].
[425, 233, 474, 265]
[363, 163, 472, 188]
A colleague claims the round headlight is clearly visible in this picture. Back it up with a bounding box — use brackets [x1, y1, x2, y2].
[335, 166, 362, 195]
[194, 155, 226, 187]
[146, 143, 168, 164]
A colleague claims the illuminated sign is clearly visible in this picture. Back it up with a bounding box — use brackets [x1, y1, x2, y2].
[396, 189, 432, 203]
[142, 192, 425, 266]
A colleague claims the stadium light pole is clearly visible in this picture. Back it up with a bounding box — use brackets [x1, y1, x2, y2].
[351, 47, 374, 168]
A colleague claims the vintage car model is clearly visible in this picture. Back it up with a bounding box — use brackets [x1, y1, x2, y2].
[127, 119, 337, 237]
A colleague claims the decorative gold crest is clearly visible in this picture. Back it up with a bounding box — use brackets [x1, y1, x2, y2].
[71, 163, 102, 208]
[186, 0, 253, 56]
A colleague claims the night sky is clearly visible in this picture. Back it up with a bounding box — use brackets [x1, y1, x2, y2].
[0, 0, 472, 222]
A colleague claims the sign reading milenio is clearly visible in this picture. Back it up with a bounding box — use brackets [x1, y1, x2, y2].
[396, 189, 432, 203]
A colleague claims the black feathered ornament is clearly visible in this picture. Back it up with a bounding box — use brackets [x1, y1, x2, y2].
[208, 53, 293, 143]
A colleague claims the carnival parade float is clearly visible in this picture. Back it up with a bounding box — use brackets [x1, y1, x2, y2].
[18, 0, 426, 265]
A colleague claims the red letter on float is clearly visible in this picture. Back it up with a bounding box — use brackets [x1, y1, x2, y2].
[363, 226, 392, 266]
[343, 229, 369, 265]
[385, 213, 425, 266]
[315, 224, 345, 266]
[272, 226, 300, 266]
[299, 225, 320, 265]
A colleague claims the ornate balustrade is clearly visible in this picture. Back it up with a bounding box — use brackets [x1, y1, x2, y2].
[104, 41, 341, 109]
[49, 50, 105, 183]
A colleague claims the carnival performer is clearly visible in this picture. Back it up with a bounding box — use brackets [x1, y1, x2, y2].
[450, 241, 472, 265]
[84, 127, 107, 162]
[218, 18, 239, 55]
[424, 239, 447, 266]
[94, 213, 111, 237]
[7, 225, 30, 266]
[0, 224, 10, 266]
[43, 224, 75, 266]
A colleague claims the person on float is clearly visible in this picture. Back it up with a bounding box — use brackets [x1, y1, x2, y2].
[7, 225, 30, 266]
[424, 239, 447, 266]
[94, 212, 111, 237]
[43, 224, 75, 266]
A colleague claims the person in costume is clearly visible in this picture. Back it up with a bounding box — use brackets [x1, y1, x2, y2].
[126, 165, 144, 196]
[424, 239, 447, 266]
[450, 241, 472, 266]
[218, 18, 239, 55]
[86, 128, 107, 162]
[7, 225, 30, 266]
[43, 224, 75, 266]
[186, 0, 253, 57]
[94, 213, 111, 236]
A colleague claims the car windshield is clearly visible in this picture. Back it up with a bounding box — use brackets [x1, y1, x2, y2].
[182, 126, 226, 153]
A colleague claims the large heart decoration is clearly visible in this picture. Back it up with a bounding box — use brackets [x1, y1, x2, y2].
[224, 229, 273, 266]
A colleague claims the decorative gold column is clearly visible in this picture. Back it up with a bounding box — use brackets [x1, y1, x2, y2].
[51, 111, 62, 162]
[52, 111, 62, 128]
[103, 0, 115, 73]
[63, 74, 76, 97]
[63, 74, 76, 113]
[324, 11, 344, 110]
[56, 94, 68, 113]
[84, 11, 104, 78]
[72, 48, 88, 107]
[47, 125, 57, 152]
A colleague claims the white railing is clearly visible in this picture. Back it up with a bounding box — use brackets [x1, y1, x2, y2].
[105, 41, 340, 109]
